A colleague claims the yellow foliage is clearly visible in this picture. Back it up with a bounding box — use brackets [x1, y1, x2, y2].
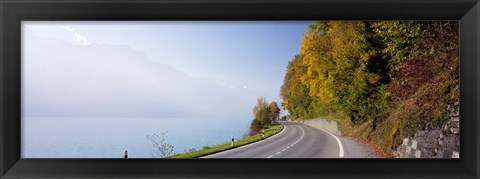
[298, 21, 371, 108]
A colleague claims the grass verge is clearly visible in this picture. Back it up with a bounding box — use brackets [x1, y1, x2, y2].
[170, 123, 284, 158]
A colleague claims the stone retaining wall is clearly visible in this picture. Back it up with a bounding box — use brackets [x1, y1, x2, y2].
[394, 102, 460, 158]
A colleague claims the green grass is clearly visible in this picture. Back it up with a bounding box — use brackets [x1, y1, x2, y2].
[170, 123, 284, 158]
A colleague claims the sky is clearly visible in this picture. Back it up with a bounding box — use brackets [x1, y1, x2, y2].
[22, 21, 311, 118]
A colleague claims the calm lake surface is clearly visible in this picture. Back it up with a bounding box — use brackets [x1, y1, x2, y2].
[22, 117, 251, 158]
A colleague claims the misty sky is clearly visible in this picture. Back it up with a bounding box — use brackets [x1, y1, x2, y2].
[22, 21, 311, 118]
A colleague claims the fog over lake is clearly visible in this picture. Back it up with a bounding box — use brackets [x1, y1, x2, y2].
[21, 22, 308, 158]
[23, 117, 251, 158]
[23, 29, 259, 118]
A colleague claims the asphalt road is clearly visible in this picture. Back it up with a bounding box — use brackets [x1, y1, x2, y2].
[203, 121, 349, 158]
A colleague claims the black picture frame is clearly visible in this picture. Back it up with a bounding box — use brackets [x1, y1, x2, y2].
[1, 0, 479, 178]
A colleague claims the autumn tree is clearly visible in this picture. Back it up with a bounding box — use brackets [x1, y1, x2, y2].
[280, 20, 459, 154]
[250, 97, 271, 134]
[280, 55, 316, 119]
[298, 21, 382, 123]
[268, 101, 280, 122]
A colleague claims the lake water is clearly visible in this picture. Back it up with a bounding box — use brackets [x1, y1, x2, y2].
[22, 117, 251, 158]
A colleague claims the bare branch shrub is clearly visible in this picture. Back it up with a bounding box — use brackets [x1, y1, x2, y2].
[147, 131, 174, 158]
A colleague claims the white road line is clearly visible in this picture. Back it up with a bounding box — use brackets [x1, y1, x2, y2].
[202, 123, 287, 158]
[316, 127, 344, 158]
[268, 124, 305, 158]
[296, 126, 305, 145]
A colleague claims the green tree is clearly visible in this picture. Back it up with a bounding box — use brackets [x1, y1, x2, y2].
[280, 55, 316, 119]
[370, 21, 426, 72]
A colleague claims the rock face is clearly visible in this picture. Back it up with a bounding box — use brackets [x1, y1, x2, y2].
[300, 118, 342, 136]
[394, 102, 460, 158]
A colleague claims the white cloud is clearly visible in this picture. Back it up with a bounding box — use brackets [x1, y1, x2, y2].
[73, 32, 91, 45]
[243, 85, 248, 89]
[62, 26, 75, 31]
[59, 25, 92, 45]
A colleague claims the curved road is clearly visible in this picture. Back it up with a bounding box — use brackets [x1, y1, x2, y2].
[203, 121, 377, 158]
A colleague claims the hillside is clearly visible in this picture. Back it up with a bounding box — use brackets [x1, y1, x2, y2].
[280, 21, 459, 157]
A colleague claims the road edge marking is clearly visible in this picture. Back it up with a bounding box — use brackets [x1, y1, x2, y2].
[201, 122, 287, 158]
[317, 127, 344, 158]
